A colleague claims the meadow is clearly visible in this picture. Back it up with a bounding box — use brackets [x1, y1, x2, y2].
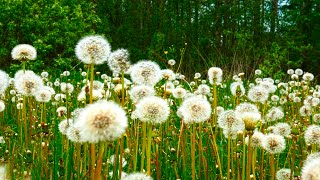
[0, 35, 319, 180]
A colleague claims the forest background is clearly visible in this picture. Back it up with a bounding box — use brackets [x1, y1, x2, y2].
[0, 0, 319, 79]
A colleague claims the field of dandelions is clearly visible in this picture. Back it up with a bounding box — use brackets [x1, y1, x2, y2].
[0, 35, 319, 180]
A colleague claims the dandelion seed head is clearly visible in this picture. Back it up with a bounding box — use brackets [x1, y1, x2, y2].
[122, 172, 153, 180]
[161, 69, 176, 81]
[130, 61, 162, 86]
[75, 35, 111, 65]
[66, 125, 83, 143]
[247, 86, 269, 103]
[129, 85, 155, 103]
[304, 125, 320, 145]
[135, 96, 170, 124]
[264, 107, 284, 122]
[168, 59, 176, 66]
[179, 96, 212, 124]
[172, 87, 187, 99]
[58, 119, 73, 135]
[303, 72, 314, 81]
[301, 157, 320, 180]
[0, 70, 9, 94]
[276, 168, 291, 180]
[230, 81, 245, 96]
[262, 134, 286, 154]
[107, 48, 131, 74]
[11, 44, 37, 61]
[14, 71, 43, 96]
[273, 123, 291, 138]
[75, 100, 127, 143]
[218, 110, 244, 131]
[0, 101, 5, 112]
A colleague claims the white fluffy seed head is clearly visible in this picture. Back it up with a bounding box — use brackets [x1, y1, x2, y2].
[14, 71, 43, 96]
[74, 100, 128, 143]
[301, 157, 320, 180]
[208, 67, 223, 84]
[179, 96, 212, 124]
[11, 44, 37, 61]
[262, 133, 286, 154]
[122, 172, 153, 180]
[129, 85, 155, 103]
[75, 35, 111, 65]
[304, 125, 320, 145]
[0, 101, 5, 112]
[161, 69, 176, 81]
[273, 123, 291, 138]
[218, 110, 244, 131]
[172, 87, 187, 99]
[0, 70, 9, 94]
[66, 125, 83, 143]
[230, 82, 245, 96]
[264, 107, 284, 122]
[107, 48, 131, 74]
[135, 96, 170, 124]
[276, 168, 291, 180]
[34, 86, 54, 102]
[58, 119, 73, 135]
[130, 61, 162, 86]
[247, 85, 269, 103]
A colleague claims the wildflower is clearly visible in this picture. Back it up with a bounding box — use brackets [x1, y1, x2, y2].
[262, 134, 286, 154]
[172, 87, 187, 99]
[299, 105, 312, 117]
[218, 110, 244, 131]
[168, 59, 176, 66]
[273, 123, 291, 138]
[54, 94, 66, 101]
[240, 112, 261, 131]
[14, 71, 43, 96]
[135, 96, 170, 124]
[264, 107, 284, 122]
[66, 125, 83, 142]
[129, 85, 155, 103]
[303, 72, 314, 81]
[235, 103, 259, 116]
[276, 168, 291, 180]
[247, 86, 269, 103]
[35, 86, 54, 102]
[230, 82, 245, 96]
[250, 131, 265, 148]
[107, 48, 131, 74]
[194, 73, 201, 78]
[61, 82, 74, 94]
[260, 81, 277, 94]
[304, 125, 320, 145]
[255, 69, 262, 75]
[74, 100, 127, 143]
[130, 61, 162, 86]
[179, 96, 212, 124]
[295, 69, 303, 76]
[197, 84, 211, 95]
[287, 69, 294, 75]
[11, 44, 37, 61]
[313, 114, 320, 123]
[0, 70, 9, 94]
[216, 106, 225, 116]
[208, 67, 223, 84]
[161, 69, 176, 81]
[56, 106, 67, 117]
[301, 157, 320, 180]
[75, 35, 111, 65]
[62, 71, 70, 77]
[0, 101, 5, 112]
[122, 172, 153, 180]
[58, 119, 73, 135]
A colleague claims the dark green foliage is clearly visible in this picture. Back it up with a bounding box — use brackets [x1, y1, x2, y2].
[0, 0, 319, 78]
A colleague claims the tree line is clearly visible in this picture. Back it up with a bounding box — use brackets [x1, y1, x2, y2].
[0, 0, 319, 78]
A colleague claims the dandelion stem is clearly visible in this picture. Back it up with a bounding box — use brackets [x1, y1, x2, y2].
[191, 123, 196, 180]
[147, 123, 153, 175]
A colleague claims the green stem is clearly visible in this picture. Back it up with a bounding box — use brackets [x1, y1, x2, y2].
[147, 123, 153, 175]
[191, 123, 196, 180]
